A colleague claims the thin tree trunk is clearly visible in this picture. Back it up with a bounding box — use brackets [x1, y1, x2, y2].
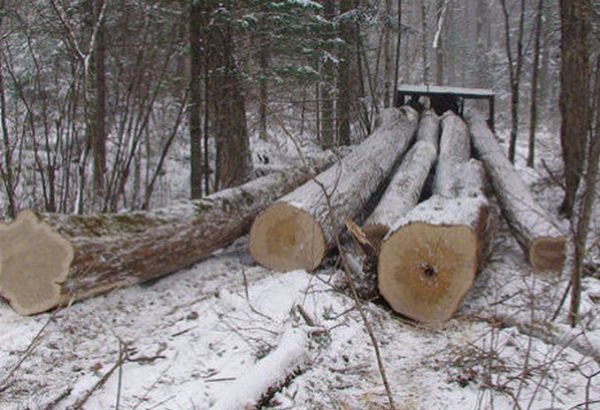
[320, 0, 335, 149]
[89, 0, 107, 205]
[383, 0, 393, 107]
[337, 0, 353, 145]
[568, 57, 600, 327]
[189, 0, 203, 199]
[527, 0, 544, 168]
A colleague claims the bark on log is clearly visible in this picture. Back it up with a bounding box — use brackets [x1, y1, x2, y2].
[467, 114, 566, 271]
[361, 111, 440, 251]
[378, 112, 493, 324]
[249, 106, 419, 272]
[0, 154, 337, 315]
[433, 111, 471, 196]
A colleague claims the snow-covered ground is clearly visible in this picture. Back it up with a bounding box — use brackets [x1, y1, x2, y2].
[0, 124, 599, 409]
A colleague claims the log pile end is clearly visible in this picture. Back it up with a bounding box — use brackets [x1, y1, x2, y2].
[0, 210, 73, 315]
[249, 202, 327, 272]
[530, 235, 567, 272]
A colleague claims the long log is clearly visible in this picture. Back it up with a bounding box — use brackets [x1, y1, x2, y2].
[361, 111, 440, 251]
[378, 112, 493, 323]
[249, 106, 419, 272]
[467, 114, 566, 271]
[0, 154, 337, 315]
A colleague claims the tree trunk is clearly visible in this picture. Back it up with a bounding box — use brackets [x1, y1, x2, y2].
[249, 106, 419, 272]
[559, 0, 590, 217]
[569, 56, 600, 327]
[377, 112, 492, 324]
[320, 0, 335, 149]
[467, 115, 566, 271]
[527, 0, 544, 168]
[206, 1, 252, 189]
[336, 0, 353, 145]
[0, 155, 336, 315]
[89, 0, 107, 204]
[189, 0, 203, 199]
[383, 0, 393, 107]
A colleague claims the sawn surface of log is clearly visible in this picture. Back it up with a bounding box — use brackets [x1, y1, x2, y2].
[378, 112, 493, 324]
[467, 114, 566, 271]
[249, 106, 419, 272]
[0, 154, 336, 315]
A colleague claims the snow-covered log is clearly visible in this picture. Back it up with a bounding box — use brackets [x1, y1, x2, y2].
[467, 115, 566, 271]
[378, 112, 493, 324]
[212, 327, 310, 410]
[362, 141, 437, 253]
[416, 109, 441, 148]
[249, 106, 419, 272]
[378, 195, 492, 323]
[360, 112, 440, 252]
[433, 111, 471, 196]
[0, 154, 337, 315]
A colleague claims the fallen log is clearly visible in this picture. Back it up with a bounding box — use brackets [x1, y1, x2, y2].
[361, 112, 440, 252]
[467, 114, 566, 271]
[249, 106, 419, 272]
[378, 112, 493, 324]
[211, 327, 310, 410]
[0, 154, 336, 315]
[433, 111, 471, 196]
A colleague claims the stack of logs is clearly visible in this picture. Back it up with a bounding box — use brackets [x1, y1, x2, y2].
[0, 107, 566, 322]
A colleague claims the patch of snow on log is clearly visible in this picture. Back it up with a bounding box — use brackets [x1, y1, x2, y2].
[211, 327, 310, 410]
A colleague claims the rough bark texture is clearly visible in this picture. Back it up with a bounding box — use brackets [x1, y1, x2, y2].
[189, 0, 204, 199]
[378, 112, 492, 324]
[206, 1, 253, 189]
[0, 154, 336, 315]
[249, 106, 419, 272]
[467, 114, 566, 271]
[433, 111, 470, 196]
[559, 0, 590, 217]
[361, 110, 440, 252]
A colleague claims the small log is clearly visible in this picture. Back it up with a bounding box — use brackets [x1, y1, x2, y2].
[378, 112, 493, 323]
[249, 106, 419, 272]
[0, 154, 336, 315]
[211, 327, 309, 410]
[467, 114, 566, 271]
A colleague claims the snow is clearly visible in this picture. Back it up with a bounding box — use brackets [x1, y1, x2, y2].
[0, 116, 599, 409]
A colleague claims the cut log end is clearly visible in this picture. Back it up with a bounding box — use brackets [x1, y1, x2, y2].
[249, 202, 326, 272]
[378, 222, 478, 324]
[529, 236, 567, 272]
[0, 210, 73, 315]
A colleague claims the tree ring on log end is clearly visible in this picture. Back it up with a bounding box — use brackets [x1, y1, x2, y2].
[249, 202, 326, 272]
[0, 210, 73, 315]
[378, 222, 478, 323]
[529, 236, 567, 272]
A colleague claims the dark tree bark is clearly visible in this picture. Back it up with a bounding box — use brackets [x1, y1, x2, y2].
[88, 0, 107, 204]
[336, 0, 353, 145]
[527, 0, 544, 168]
[321, 0, 335, 149]
[189, 0, 204, 199]
[569, 56, 600, 327]
[205, 0, 252, 189]
[500, 0, 526, 164]
[559, 0, 591, 217]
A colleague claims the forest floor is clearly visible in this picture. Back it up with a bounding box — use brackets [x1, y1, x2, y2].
[0, 127, 599, 410]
